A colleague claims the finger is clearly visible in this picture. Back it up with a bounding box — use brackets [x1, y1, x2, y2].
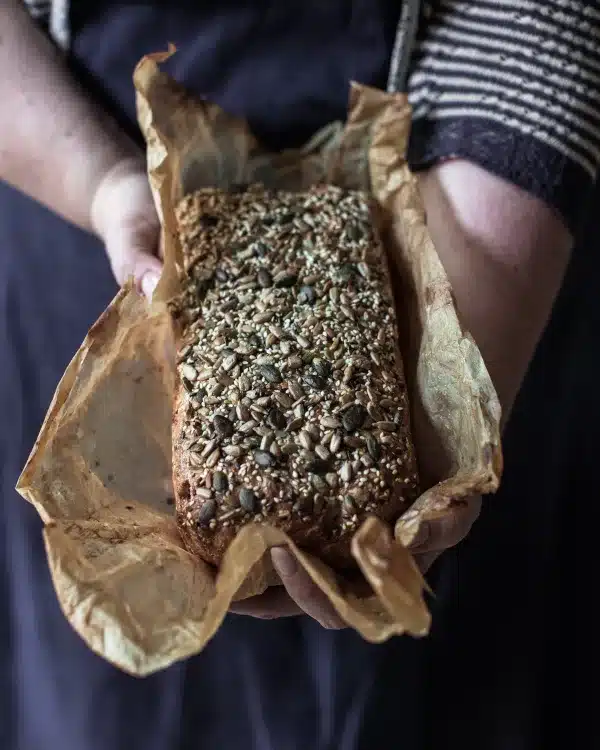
[271, 548, 347, 629]
[229, 586, 303, 619]
[412, 550, 441, 574]
[106, 234, 163, 299]
[407, 495, 482, 555]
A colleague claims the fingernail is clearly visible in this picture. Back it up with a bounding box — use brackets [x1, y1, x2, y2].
[407, 522, 430, 551]
[271, 547, 298, 577]
[141, 270, 160, 300]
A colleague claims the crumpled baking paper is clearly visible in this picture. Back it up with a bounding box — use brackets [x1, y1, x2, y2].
[16, 49, 502, 676]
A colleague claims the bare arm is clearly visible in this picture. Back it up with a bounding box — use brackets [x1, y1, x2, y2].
[420, 161, 571, 418]
[0, 0, 139, 234]
[0, 0, 162, 290]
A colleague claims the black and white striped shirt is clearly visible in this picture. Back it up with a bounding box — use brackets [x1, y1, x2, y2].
[406, 0, 600, 231]
[25, 0, 600, 232]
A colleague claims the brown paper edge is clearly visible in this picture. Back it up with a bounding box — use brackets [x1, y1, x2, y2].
[14, 55, 502, 676]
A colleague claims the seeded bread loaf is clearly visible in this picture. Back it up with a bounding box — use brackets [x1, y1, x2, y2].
[171, 185, 419, 571]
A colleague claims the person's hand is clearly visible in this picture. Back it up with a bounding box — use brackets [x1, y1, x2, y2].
[230, 494, 480, 628]
[91, 158, 163, 299]
[230, 400, 482, 626]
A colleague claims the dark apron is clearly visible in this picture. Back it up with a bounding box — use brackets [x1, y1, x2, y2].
[0, 1, 594, 748]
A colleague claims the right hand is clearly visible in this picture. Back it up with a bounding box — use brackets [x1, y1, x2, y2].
[91, 158, 164, 299]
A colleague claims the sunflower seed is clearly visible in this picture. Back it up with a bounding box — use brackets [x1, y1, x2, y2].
[296, 334, 311, 349]
[298, 431, 313, 451]
[201, 438, 219, 458]
[342, 365, 355, 385]
[240, 420, 258, 434]
[303, 273, 320, 285]
[206, 448, 221, 468]
[315, 445, 330, 461]
[366, 435, 381, 461]
[340, 461, 353, 482]
[274, 271, 297, 288]
[274, 391, 294, 409]
[189, 453, 204, 469]
[375, 421, 397, 432]
[320, 415, 341, 429]
[330, 432, 343, 453]
[287, 355, 303, 370]
[181, 364, 198, 381]
[236, 404, 250, 422]
[288, 380, 305, 401]
[224, 445, 242, 458]
[197, 487, 213, 500]
[286, 418, 304, 432]
[209, 382, 225, 397]
[357, 262, 370, 279]
[222, 354, 238, 372]
[253, 311, 274, 324]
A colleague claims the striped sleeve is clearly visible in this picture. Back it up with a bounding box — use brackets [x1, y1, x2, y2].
[406, 0, 600, 233]
[22, 0, 51, 27]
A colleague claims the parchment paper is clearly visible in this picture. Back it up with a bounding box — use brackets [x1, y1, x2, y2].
[16, 49, 502, 676]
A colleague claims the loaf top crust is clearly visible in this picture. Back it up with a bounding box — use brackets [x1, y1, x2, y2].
[172, 185, 419, 569]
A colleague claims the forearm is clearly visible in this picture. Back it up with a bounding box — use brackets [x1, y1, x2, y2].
[0, 0, 140, 233]
[419, 160, 572, 419]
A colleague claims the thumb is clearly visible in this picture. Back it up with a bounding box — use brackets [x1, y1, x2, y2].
[403, 495, 482, 554]
[106, 233, 163, 300]
[91, 160, 163, 298]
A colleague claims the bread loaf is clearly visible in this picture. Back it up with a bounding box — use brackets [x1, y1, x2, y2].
[172, 185, 419, 570]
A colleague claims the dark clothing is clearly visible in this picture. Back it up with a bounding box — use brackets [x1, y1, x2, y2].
[0, 1, 595, 748]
